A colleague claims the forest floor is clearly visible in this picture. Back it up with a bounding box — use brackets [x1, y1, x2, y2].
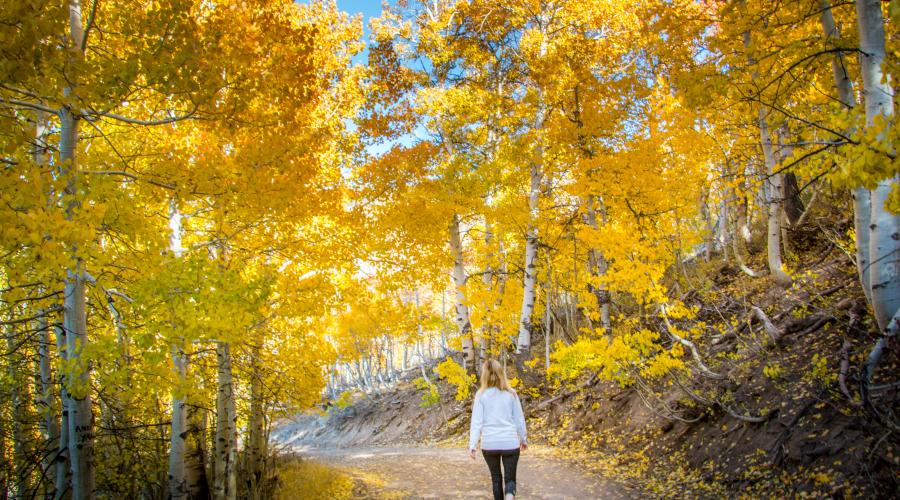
[292, 445, 631, 499]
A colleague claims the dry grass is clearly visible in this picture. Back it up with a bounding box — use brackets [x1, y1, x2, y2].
[275, 459, 355, 500]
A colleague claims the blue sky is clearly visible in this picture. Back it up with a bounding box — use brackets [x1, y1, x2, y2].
[335, 0, 383, 22]
[335, 0, 385, 65]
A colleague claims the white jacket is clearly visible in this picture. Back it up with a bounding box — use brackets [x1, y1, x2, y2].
[468, 387, 527, 451]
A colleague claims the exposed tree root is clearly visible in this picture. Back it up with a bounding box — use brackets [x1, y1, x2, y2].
[860, 308, 900, 432]
[750, 306, 782, 343]
[660, 306, 725, 380]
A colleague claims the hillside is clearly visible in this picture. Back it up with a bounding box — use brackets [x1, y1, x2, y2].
[277, 229, 899, 498]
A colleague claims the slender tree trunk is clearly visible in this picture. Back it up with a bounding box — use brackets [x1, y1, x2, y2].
[61, 105, 94, 500]
[213, 342, 236, 500]
[440, 291, 448, 355]
[247, 341, 266, 500]
[856, 0, 900, 330]
[61, 2, 95, 496]
[401, 342, 408, 372]
[168, 344, 188, 499]
[385, 336, 396, 381]
[543, 269, 552, 375]
[184, 405, 210, 500]
[584, 196, 611, 333]
[37, 314, 61, 497]
[782, 173, 803, 226]
[480, 217, 494, 367]
[516, 19, 548, 377]
[449, 214, 476, 371]
[167, 198, 189, 499]
[701, 191, 714, 260]
[761, 136, 791, 287]
[54, 322, 71, 500]
[736, 168, 752, 246]
[726, 163, 762, 277]
[6, 323, 28, 497]
[743, 30, 792, 287]
[517, 160, 543, 361]
[717, 198, 730, 261]
[820, 0, 873, 305]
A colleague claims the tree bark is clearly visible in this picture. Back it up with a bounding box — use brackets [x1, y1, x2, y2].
[37, 314, 61, 497]
[61, 2, 95, 495]
[480, 217, 494, 368]
[247, 341, 266, 500]
[516, 159, 542, 381]
[167, 198, 188, 499]
[449, 214, 476, 372]
[736, 167, 753, 246]
[184, 404, 210, 500]
[517, 19, 548, 375]
[855, 0, 900, 331]
[820, 0, 874, 306]
[6, 323, 29, 497]
[584, 196, 612, 333]
[168, 345, 188, 499]
[213, 342, 237, 500]
[743, 29, 792, 287]
[54, 322, 72, 500]
[61, 100, 94, 500]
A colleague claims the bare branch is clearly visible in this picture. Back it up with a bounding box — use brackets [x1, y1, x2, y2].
[84, 105, 199, 126]
[0, 98, 58, 115]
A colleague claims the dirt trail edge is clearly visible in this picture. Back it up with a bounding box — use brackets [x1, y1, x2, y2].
[291, 445, 633, 499]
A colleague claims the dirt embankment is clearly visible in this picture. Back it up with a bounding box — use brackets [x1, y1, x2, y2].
[272, 370, 469, 450]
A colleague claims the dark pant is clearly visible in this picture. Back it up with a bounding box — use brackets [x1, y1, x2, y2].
[481, 448, 520, 500]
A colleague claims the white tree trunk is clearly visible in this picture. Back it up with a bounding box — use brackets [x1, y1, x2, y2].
[439, 290, 448, 355]
[32, 115, 63, 497]
[760, 132, 792, 288]
[401, 342, 408, 371]
[820, 0, 873, 304]
[62, 263, 93, 500]
[517, 22, 548, 360]
[480, 218, 494, 367]
[61, 151, 94, 500]
[736, 166, 753, 245]
[717, 198, 729, 261]
[54, 322, 72, 499]
[584, 196, 611, 333]
[517, 161, 542, 355]
[742, 28, 792, 287]
[544, 279, 551, 375]
[168, 344, 188, 499]
[856, 0, 900, 330]
[213, 342, 237, 500]
[167, 198, 188, 499]
[449, 214, 476, 370]
[37, 314, 61, 496]
[60, 3, 95, 495]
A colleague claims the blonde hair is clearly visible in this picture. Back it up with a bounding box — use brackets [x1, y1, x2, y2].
[479, 359, 511, 392]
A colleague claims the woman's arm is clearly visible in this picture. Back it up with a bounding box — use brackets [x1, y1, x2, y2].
[512, 391, 527, 446]
[468, 391, 484, 452]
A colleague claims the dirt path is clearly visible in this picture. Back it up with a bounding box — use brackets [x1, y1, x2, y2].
[295, 445, 632, 499]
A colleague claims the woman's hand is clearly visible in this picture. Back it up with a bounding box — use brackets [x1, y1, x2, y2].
[520, 442, 528, 452]
[469, 448, 477, 460]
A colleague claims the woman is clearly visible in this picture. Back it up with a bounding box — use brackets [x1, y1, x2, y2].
[468, 359, 528, 500]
